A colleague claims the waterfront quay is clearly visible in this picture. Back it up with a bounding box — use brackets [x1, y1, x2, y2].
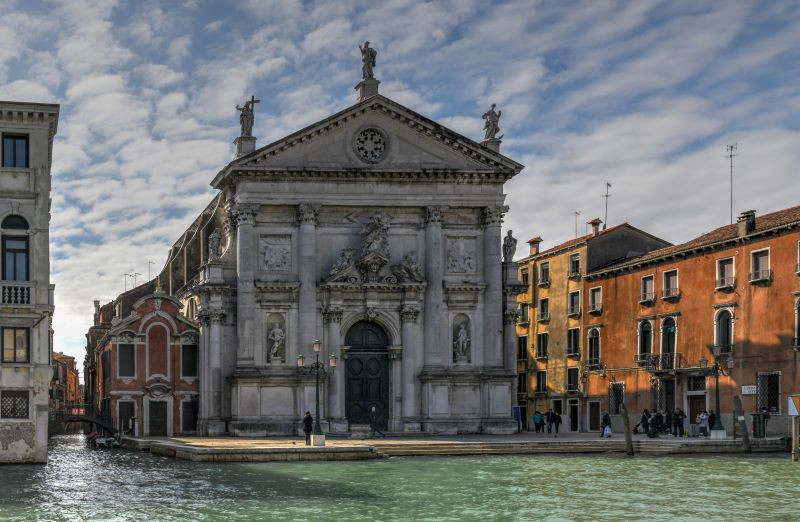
[122, 432, 788, 462]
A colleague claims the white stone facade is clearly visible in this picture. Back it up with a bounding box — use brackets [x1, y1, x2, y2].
[0, 101, 58, 463]
[176, 94, 524, 436]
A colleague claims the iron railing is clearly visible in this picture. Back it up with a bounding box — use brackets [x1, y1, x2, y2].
[716, 277, 735, 289]
[587, 358, 603, 370]
[635, 353, 652, 367]
[538, 276, 550, 287]
[538, 312, 550, 322]
[638, 352, 683, 371]
[566, 347, 581, 358]
[662, 287, 680, 299]
[567, 306, 581, 316]
[639, 292, 655, 303]
[568, 270, 582, 279]
[536, 347, 548, 360]
[749, 270, 771, 282]
[588, 302, 602, 314]
[712, 344, 734, 356]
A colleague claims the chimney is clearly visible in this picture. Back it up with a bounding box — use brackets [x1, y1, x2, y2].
[527, 236, 543, 256]
[589, 218, 603, 236]
[93, 300, 100, 312]
[737, 210, 756, 237]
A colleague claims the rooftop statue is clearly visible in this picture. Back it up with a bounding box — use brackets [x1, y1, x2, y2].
[482, 103, 503, 141]
[359, 41, 377, 79]
[502, 230, 517, 262]
[236, 95, 260, 137]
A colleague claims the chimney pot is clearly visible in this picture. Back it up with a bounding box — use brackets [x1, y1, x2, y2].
[736, 210, 756, 237]
[589, 218, 603, 236]
[527, 236, 543, 256]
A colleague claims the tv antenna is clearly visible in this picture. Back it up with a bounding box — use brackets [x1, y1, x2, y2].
[147, 261, 155, 281]
[123, 273, 131, 292]
[603, 182, 612, 230]
[726, 144, 737, 224]
[573, 211, 581, 238]
[129, 272, 142, 287]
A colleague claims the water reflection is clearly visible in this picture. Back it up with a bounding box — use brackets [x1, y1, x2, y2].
[0, 435, 794, 521]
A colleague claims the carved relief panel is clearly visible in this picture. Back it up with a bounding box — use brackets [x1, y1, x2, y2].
[259, 235, 292, 272]
[446, 237, 477, 274]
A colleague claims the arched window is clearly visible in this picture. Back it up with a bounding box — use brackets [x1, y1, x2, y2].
[715, 310, 733, 354]
[662, 317, 676, 354]
[588, 328, 601, 365]
[2, 215, 29, 282]
[638, 321, 652, 361]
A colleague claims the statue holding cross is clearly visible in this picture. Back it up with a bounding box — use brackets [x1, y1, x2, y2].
[236, 95, 260, 137]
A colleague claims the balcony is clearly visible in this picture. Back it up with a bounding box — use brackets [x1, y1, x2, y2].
[586, 358, 603, 370]
[749, 270, 771, 283]
[639, 292, 655, 305]
[1, 281, 35, 306]
[639, 352, 684, 372]
[535, 350, 549, 361]
[588, 302, 602, 315]
[712, 344, 734, 356]
[661, 287, 680, 301]
[517, 315, 530, 325]
[715, 277, 735, 291]
[635, 353, 651, 367]
[566, 348, 581, 359]
[566, 383, 579, 393]
[792, 337, 800, 349]
[534, 388, 547, 395]
[567, 306, 581, 317]
[538, 277, 550, 287]
[568, 270, 582, 280]
[537, 312, 550, 323]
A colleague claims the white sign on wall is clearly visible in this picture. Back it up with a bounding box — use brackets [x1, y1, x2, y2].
[741, 385, 757, 395]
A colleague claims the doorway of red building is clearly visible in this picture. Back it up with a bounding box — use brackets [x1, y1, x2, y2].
[568, 399, 579, 431]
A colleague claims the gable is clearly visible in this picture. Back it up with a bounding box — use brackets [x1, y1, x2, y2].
[212, 95, 523, 188]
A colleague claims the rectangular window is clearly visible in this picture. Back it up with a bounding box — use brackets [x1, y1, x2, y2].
[517, 336, 528, 360]
[181, 399, 198, 433]
[750, 249, 770, 281]
[118, 344, 135, 378]
[2, 236, 29, 281]
[757, 372, 780, 413]
[536, 333, 548, 358]
[2, 135, 28, 168]
[640, 275, 654, 301]
[0, 390, 29, 418]
[663, 270, 678, 298]
[609, 382, 625, 415]
[181, 345, 198, 378]
[538, 298, 549, 320]
[568, 291, 580, 315]
[567, 328, 580, 356]
[519, 303, 529, 323]
[717, 258, 734, 287]
[517, 373, 528, 394]
[589, 287, 602, 312]
[520, 268, 529, 285]
[567, 368, 579, 391]
[539, 262, 550, 284]
[536, 371, 547, 392]
[569, 254, 580, 276]
[2, 327, 29, 363]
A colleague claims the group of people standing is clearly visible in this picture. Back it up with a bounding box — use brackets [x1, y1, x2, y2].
[530, 409, 563, 437]
[636, 409, 688, 437]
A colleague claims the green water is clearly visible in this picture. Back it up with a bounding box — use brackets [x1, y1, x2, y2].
[0, 435, 796, 521]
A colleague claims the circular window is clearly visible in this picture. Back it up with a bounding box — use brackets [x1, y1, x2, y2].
[354, 127, 388, 163]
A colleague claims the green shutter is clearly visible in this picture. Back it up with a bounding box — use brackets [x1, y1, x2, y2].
[118, 344, 135, 377]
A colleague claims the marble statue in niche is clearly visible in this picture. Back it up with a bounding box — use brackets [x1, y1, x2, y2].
[208, 229, 222, 261]
[260, 235, 291, 272]
[266, 313, 286, 363]
[502, 230, 517, 262]
[452, 314, 471, 363]
[446, 237, 476, 274]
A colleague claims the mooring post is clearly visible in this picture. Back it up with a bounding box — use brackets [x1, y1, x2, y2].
[734, 396, 750, 453]
[792, 416, 799, 463]
[620, 403, 634, 456]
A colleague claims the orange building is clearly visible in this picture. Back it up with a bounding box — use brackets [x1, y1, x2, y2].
[584, 207, 800, 436]
[515, 220, 669, 430]
[51, 352, 79, 411]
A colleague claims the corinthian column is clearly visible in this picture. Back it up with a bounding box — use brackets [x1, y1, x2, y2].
[297, 204, 320, 357]
[401, 305, 421, 423]
[323, 307, 344, 423]
[423, 206, 446, 367]
[482, 205, 507, 367]
[198, 308, 225, 435]
[234, 203, 258, 366]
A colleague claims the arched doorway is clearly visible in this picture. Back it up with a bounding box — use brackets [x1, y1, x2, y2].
[344, 321, 389, 429]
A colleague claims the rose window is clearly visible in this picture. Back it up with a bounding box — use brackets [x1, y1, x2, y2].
[354, 128, 387, 163]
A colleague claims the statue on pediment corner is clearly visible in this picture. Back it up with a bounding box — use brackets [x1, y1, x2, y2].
[502, 230, 517, 262]
[359, 41, 377, 79]
[482, 103, 503, 141]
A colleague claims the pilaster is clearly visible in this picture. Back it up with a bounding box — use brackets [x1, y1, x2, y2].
[482, 205, 507, 367]
[297, 204, 320, 358]
[234, 203, 258, 366]
[423, 206, 446, 367]
[400, 304, 421, 427]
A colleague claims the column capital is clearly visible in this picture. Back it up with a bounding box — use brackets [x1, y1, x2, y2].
[424, 206, 447, 225]
[234, 203, 259, 226]
[297, 203, 320, 225]
[503, 309, 520, 325]
[400, 305, 421, 323]
[481, 205, 509, 228]
[198, 308, 226, 326]
[323, 307, 343, 324]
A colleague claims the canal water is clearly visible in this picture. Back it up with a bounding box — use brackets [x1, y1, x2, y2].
[0, 435, 796, 521]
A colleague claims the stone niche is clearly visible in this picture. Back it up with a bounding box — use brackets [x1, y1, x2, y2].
[451, 313, 471, 364]
[265, 312, 286, 363]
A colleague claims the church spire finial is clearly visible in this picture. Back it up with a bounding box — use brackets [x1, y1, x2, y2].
[355, 41, 380, 102]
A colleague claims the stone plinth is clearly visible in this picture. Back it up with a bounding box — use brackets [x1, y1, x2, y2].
[311, 434, 326, 446]
[355, 78, 380, 101]
[234, 136, 256, 157]
[709, 429, 727, 440]
[481, 138, 501, 152]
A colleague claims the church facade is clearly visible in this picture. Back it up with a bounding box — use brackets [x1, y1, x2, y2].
[154, 72, 525, 436]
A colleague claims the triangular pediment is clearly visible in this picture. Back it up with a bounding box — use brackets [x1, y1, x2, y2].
[212, 95, 523, 188]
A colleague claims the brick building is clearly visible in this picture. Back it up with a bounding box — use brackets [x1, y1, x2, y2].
[84, 288, 199, 436]
[583, 207, 800, 436]
[50, 352, 79, 411]
[515, 220, 668, 430]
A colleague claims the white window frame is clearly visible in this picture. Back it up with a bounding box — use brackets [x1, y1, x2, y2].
[536, 370, 547, 392]
[716, 256, 735, 287]
[587, 327, 601, 362]
[713, 308, 735, 351]
[568, 290, 581, 315]
[637, 320, 653, 357]
[660, 316, 678, 355]
[567, 327, 580, 355]
[749, 247, 770, 281]
[640, 274, 655, 301]
[567, 367, 579, 391]
[589, 286, 602, 311]
[520, 268, 529, 286]
[536, 332, 549, 358]
[569, 253, 580, 275]
[539, 262, 550, 282]
[539, 298, 549, 319]
[662, 269, 679, 297]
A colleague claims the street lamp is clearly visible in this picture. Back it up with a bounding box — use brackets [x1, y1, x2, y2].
[704, 346, 733, 436]
[296, 339, 336, 445]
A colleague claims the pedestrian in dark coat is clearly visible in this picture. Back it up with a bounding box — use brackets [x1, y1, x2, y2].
[640, 409, 651, 434]
[672, 409, 685, 437]
[708, 410, 717, 431]
[546, 408, 555, 434]
[601, 412, 612, 437]
[302, 411, 313, 445]
[369, 405, 385, 437]
[552, 411, 562, 437]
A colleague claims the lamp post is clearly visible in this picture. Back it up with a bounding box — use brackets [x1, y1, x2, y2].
[701, 346, 734, 438]
[296, 339, 337, 445]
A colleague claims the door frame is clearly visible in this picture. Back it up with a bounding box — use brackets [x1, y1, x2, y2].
[567, 398, 579, 432]
[587, 400, 601, 432]
[145, 397, 172, 437]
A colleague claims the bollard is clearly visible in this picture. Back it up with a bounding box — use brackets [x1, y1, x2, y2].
[620, 403, 634, 456]
[792, 416, 799, 463]
[734, 396, 750, 453]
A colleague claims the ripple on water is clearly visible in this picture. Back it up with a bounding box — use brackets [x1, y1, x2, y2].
[0, 435, 795, 521]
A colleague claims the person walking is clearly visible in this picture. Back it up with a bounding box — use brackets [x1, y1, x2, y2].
[546, 408, 555, 434]
[552, 411, 562, 438]
[369, 405, 386, 438]
[601, 412, 612, 438]
[697, 410, 710, 437]
[532, 411, 543, 434]
[302, 411, 313, 445]
[672, 409, 685, 437]
[640, 409, 651, 435]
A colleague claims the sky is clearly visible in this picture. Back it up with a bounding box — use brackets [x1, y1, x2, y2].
[1, 0, 799, 373]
